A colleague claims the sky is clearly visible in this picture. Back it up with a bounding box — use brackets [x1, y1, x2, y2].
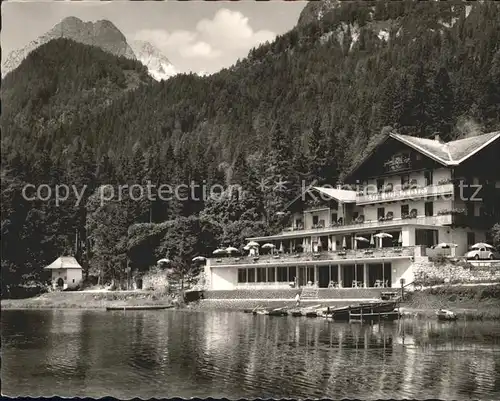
[1, 0, 308, 74]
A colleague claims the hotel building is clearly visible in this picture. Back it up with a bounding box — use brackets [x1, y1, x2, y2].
[205, 131, 500, 291]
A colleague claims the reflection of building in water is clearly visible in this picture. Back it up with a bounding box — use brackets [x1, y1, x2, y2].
[46, 310, 83, 371]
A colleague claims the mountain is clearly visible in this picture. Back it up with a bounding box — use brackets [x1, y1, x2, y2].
[2, 16, 136, 77]
[129, 40, 178, 81]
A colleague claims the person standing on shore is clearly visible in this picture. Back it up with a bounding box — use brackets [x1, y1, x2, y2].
[295, 292, 301, 307]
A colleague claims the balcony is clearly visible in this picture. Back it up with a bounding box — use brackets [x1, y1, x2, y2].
[209, 246, 418, 267]
[356, 183, 454, 205]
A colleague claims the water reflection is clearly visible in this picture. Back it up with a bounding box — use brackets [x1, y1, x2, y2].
[2, 310, 500, 399]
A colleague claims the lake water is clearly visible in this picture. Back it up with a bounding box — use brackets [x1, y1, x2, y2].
[2, 309, 500, 399]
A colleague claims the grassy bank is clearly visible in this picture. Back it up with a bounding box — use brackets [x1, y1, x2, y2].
[401, 284, 500, 320]
[3, 284, 499, 320]
[1, 290, 175, 309]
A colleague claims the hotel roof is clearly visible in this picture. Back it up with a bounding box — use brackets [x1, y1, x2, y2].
[346, 131, 500, 180]
[392, 131, 500, 165]
[311, 186, 357, 203]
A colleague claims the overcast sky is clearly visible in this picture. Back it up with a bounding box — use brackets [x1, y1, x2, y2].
[1, 0, 307, 74]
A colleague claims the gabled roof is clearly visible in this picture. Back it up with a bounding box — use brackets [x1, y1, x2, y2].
[346, 131, 500, 180]
[392, 131, 500, 165]
[311, 186, 357, 203]
[44, 256, 82, 270]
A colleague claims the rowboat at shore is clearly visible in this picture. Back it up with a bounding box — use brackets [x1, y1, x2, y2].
[436, 308, 458, 321]
[324, 301, 398, 321]
[106, 305, 174, 311]
[289, 304, 323, 317]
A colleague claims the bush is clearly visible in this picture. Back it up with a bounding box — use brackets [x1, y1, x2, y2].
[429, 254, 448, 265]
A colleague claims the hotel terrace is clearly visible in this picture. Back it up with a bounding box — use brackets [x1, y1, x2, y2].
[205, 131, 500, 291]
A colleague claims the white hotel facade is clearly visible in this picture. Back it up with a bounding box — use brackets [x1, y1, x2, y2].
[205, 131, 500, 291]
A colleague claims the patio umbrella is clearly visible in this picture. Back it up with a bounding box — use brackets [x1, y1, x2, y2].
[370, 234, 375, 247]
[342, 236, 347, 249]
[374, 233, 392, 248]
[192, 256, 207, 262]
[157, 258, 171, 265]
[472, 243, 495, 249]
[398, 232, 403, 245]
[355, 236, 369, 243]
[317, 238, 322, 249]
[374, 233, 393, 238]
[213, 248, 226, 255]
[247, 241, 260, 248]
[262, 243, 275, 249]
[279, 242, 284, 253]
[243, 245, 250, 251]
[226, 246, 239, 254]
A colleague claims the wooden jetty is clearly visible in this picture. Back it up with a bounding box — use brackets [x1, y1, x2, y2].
[324, 301, 399, 322]
[106, 305, 174, 311]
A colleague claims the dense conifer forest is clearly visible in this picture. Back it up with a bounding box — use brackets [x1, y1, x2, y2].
[2, 1, 500, 292]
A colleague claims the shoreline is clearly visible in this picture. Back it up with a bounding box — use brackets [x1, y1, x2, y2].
[3, 284, 499, 320]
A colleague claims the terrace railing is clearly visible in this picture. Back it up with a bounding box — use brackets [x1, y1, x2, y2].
[278, 215, 452, 237]
[356, 183, 454, 205]
[209, 246, 418, 266]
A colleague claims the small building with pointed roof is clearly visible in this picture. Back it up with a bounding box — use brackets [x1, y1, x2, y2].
[44, 256, 83, 290]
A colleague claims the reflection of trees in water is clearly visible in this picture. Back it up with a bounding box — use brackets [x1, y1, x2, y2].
[4, 311, 500, 398]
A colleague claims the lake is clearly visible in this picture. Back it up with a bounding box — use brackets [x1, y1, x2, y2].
[2, 309, 500, 399]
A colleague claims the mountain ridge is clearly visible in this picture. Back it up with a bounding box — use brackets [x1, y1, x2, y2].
[2, 17, 177, 82]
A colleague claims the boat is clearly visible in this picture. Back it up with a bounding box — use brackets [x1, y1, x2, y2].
[252, 306, 289, 316]
[301, 304, 323, 317]
[436, 309, 458, 321]
[106, 305, 174, 311]
[324, 301, 398, 321]
[265, 307, 289, 316]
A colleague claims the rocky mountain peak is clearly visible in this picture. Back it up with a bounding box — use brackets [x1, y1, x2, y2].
[2, 17, 135, 77]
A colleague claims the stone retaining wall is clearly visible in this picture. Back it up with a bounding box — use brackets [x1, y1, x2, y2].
[413, 260, 500, 283]
[203, 288, 386, 300]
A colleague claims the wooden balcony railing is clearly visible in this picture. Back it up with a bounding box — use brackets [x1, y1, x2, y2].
[273, 215, 453, 238]
[356, 183, 454, 205]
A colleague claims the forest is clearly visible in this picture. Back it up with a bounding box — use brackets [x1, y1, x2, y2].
[1, 0, 500, 292]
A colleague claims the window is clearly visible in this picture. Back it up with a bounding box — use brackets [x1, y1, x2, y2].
[267, 267, 275, 282]
[377, 179, 385, 191]
[247, 269, 255, 283]
[307, 267, 315, 283]
[353, 212, 359, 220]
[416, 229, 438, 247]
[238, 269, 247, 283]
[377, 207, 385, 219]
[467, 232, 475, 247]
[401, 204, 409, 217]
[288, 266, 296, 282]
[277, 266, 288, 282]
[64, 276, 67, 280]
[256, 268, 266, 282]
[312, 215, 319, 225]
[424, 170, 433, 186]
[425, 202, 434, 217]
[331, 213, 338, 223]
[72, 279, 75, 283]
